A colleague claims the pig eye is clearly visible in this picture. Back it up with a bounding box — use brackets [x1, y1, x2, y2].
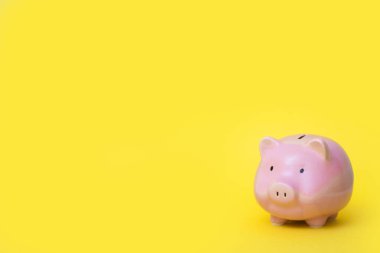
[300, 168, 304, 173]
[270, 166, 274, 171]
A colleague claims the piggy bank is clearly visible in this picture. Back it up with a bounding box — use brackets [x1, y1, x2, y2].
[254, 134, 354, 227]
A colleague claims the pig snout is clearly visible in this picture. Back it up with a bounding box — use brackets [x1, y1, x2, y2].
[269, 183, 295, 204]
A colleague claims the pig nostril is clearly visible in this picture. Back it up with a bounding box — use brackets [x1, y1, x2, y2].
[276, 192, 279, 196]
[284, 193, 287, 197]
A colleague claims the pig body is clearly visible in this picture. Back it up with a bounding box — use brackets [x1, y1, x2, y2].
[254, 134, 353, 227]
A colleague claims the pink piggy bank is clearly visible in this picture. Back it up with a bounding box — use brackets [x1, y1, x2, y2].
[254, 134, 354, 227]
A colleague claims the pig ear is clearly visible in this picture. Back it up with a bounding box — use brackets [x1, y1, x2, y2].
[307, 138, 328, 160]
[260, 137, 280, 154]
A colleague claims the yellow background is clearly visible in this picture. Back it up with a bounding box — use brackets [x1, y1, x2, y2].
[0, 0, 378, 252]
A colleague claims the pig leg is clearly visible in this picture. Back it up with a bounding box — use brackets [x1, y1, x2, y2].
[329, 213, 338, 221]
[305, 216, 329, 228]
[270, 215, 287, 225]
